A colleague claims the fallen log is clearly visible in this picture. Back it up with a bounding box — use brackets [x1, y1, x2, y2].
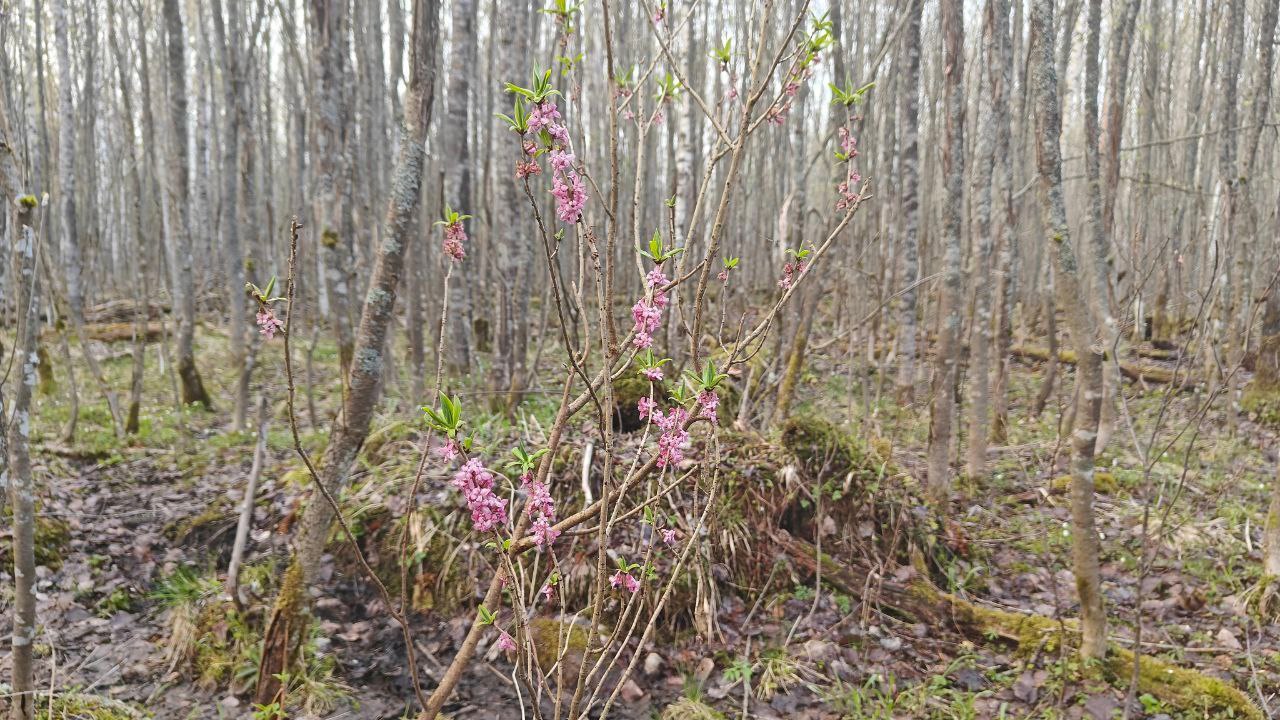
[1010, 344, 1194, 386]
[43, 321, 165, 344]
[84, 298, 167, 324]
[772, 529, 1261, 719]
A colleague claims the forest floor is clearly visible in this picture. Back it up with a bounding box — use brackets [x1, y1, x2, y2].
[2, 320, 1279, 719]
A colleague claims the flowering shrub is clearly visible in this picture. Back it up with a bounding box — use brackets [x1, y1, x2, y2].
[268, 9, 875, 716]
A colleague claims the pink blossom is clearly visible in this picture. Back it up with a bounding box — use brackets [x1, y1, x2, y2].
[653, 110, 665, 125]
[652, 406, 691, 468]
[452, 459, 508, 532]
[696, 390, 719, 424]
[256, 309, 285, 340]
[836, 170, 863, 211]
[541, 583, 555, 601]
[552, 171, 587, 223]
[442, 220, 467, 262]
[531, 515, 560, 550]
[435, 439, 459, 462]
[630, 270, 670, 349]
[784, 82, 799, 97]
[522, 473, 556, 520]
[527, 100, 563, 135]
[516, 160, 542, 179]
[643, 367, 664, 382]
[548, 124, 570, 147]
[838, 127, 858, 157]
[632, 300, 663, 335]
[637, 396, 657, 419]
[611, 570, 640, 594]
[661, 528, 678, 546]
[520, 469, 558, 550]
[549, 150, 576, 172]
[496, 631, 517, 652]
[652, 5, 665, 23]
[836, 128, 862, 211]
[778, 261, 806, 290]
[718, 269, 730, 283]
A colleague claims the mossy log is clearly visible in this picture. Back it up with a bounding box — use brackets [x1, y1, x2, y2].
[33, 692, 145, 719]
[772, 529, 1261, 720]
[660, 698, 726, 720]
[1010, 345, 1192, 386]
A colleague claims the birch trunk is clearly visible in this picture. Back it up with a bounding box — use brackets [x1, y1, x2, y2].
[2, 87, 41, 720]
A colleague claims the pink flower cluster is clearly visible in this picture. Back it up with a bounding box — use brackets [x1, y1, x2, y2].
[256, 309, 284, 340]
[653, 406, 690, 468]
[661, 528, 679, 546]
[767, 65, 814, 126]
[642, 367, 664, 382]
[522, 472, 560, 551]
[515, 98, 587, 223]
[631, 268, 670, 349]
[696, 390, 719, 424]
[637, 390, 709, 468]
[638, 396, 657, 420]
[452, 459, 508, 533]
[435, 438, 460, 461]
[552, 171, 586, 223]
[778, 260, 807, 291]
[496, 630, 517, 652]
[442, 220, 467, 262]
[836, 127, 862, 211]
[516, 159, 541, 179]
[527, 100, 564, 138]
[611, 570, 640, 593]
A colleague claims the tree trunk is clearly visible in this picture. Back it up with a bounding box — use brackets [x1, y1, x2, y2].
[990, 0, 1018, 444]
[312, 0, 357, 377]
[255, 0, 439, 704]
[210, 0, 254, 431]
[107, 0, 149, 435]
[53, 0, 126, 438]
[492, 0, 532, 412]
[895, 0, 923, 405]
[2, 82, 41, 720]
[443, 0, 477, 372]
[1030, 0, 1108, 661]
[163, 0, 212, 409]
[1264, 291, 1280, 574]
[927, 0, 966, 501]
[966, 0, 1005, 479]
